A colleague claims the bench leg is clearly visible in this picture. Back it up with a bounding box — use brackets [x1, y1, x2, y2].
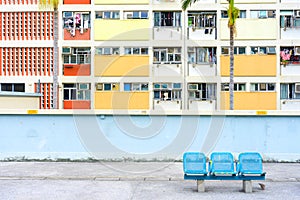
[243, 180, 252, 193]
[197, 180, 205, 192]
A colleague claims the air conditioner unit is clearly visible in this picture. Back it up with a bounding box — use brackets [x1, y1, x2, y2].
[62, 47, 71, 54]
[78, 83, 89, 90]
[295, 11, 300, 18]
[96, 83, 103, 91]
[295, 47, 300, 55]
[295, 83, 300, 93]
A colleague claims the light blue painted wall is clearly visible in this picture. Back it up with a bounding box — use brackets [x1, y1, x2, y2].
[0, 115, 299, 161]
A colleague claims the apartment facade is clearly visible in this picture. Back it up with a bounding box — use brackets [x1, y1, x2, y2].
[1, 0, 300, 113]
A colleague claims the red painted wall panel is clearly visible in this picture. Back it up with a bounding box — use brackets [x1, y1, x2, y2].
[63, 64, 90, 76]
[64, 100, 91, 109]
[63, 0, 90, 4]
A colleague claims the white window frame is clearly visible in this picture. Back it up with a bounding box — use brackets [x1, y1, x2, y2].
[124, 47, 148, 55]
[63, 83, 91, 100]
[153, 47, 181, 64]
[153, 11, 181, 27]
[221, 46, 246, 55]
[188, 83, 216, 101]
[95, 83, 119, 91]
[124, 83, 149, 91]
[250, 83, 276, 92]
[188, 47, 216, 64]
[187, 11, 216, 28]
[95, 11, 120, 19]
[153, 83, 182, 101]
[95, 47, 120, 55]
[221, 83, 246, 91]
[124, 11, 148, 19]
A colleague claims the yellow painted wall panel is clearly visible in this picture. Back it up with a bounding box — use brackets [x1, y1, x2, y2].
[220, 92, 277, 110]
[220, 55, 276, 76]
[94, 92, 149, 109]
[95, 0, 149, 4]
[219, 19, 277, 40]
[94, 55, 149, 77]
[94, 19, 150, 41]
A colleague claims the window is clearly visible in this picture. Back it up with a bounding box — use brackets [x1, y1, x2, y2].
[221, 83, 246, 91]
[280, 83, 300, 99]
[95, 83, 119, 91]
[154, 11, 181, 27]
[280, 10, 300, 28]
[250, 83, 275, 91]
[124, 11, 148, 19]
[63, 83, 90, 100]
[63, 12, 90, 29]
[0, 83, 25, 92]
[63, 47, 91, 64]
[221, 47, 246, 55]
[187, 12, 216, 28]
[124, 83, 148, 91]
[250, 10, 275, 19]
[153, 47, 181, 64]
[188, 83, 216, 100]
[153, 83, 182, 101]
[280, 47, 300, 63]
[188, 47, 216, 64]
[251, 47, 267, 54]
[95, 11, 120, 19]
[124, 47, 148, 55]
[95, 47, 120, 55]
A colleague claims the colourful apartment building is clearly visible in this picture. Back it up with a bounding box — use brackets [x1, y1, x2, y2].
[1, 0, 300, 113]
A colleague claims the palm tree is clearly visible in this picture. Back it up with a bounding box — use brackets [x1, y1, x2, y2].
[39, 0, 59, 109]
[182, 0, 239, 110]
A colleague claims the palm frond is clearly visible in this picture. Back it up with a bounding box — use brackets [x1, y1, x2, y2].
[181, 0, 199, 11]
[38, 0, 59, 10]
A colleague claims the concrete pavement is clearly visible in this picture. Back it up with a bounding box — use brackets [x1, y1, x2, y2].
[0, 162, 299, 199]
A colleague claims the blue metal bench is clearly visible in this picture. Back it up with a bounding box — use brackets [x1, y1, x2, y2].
[183, 152, 266, 193]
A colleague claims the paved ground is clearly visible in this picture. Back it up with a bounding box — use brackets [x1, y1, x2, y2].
[0, 162, 299, 200]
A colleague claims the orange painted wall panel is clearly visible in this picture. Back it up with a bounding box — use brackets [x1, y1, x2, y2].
[220, 55, 277, 76]
[220, 92, 277, 110]
[64, 100, 91, 109]
[63, 64, 90, 76]
[63, 0, 90, 4]
[64, 29, 90, 40]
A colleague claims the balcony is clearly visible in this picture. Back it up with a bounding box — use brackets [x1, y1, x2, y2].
[281, 100, 300, 110]
[188, 63, 216, 77]
[64, 28, 90, 40]
[153, 27, 182, 40]
[153, 100, 182, 111]
[188, 100, 216, 111]
[153, 63, 182, 77]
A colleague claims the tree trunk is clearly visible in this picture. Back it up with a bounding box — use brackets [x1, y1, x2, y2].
[229, 26, 234, 110]
[52, 8, 58, 109]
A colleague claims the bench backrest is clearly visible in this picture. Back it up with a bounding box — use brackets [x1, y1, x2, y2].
[183, 152, 207, 174]
[237, 152, 263, 174]
[209, 152, 236, 174]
